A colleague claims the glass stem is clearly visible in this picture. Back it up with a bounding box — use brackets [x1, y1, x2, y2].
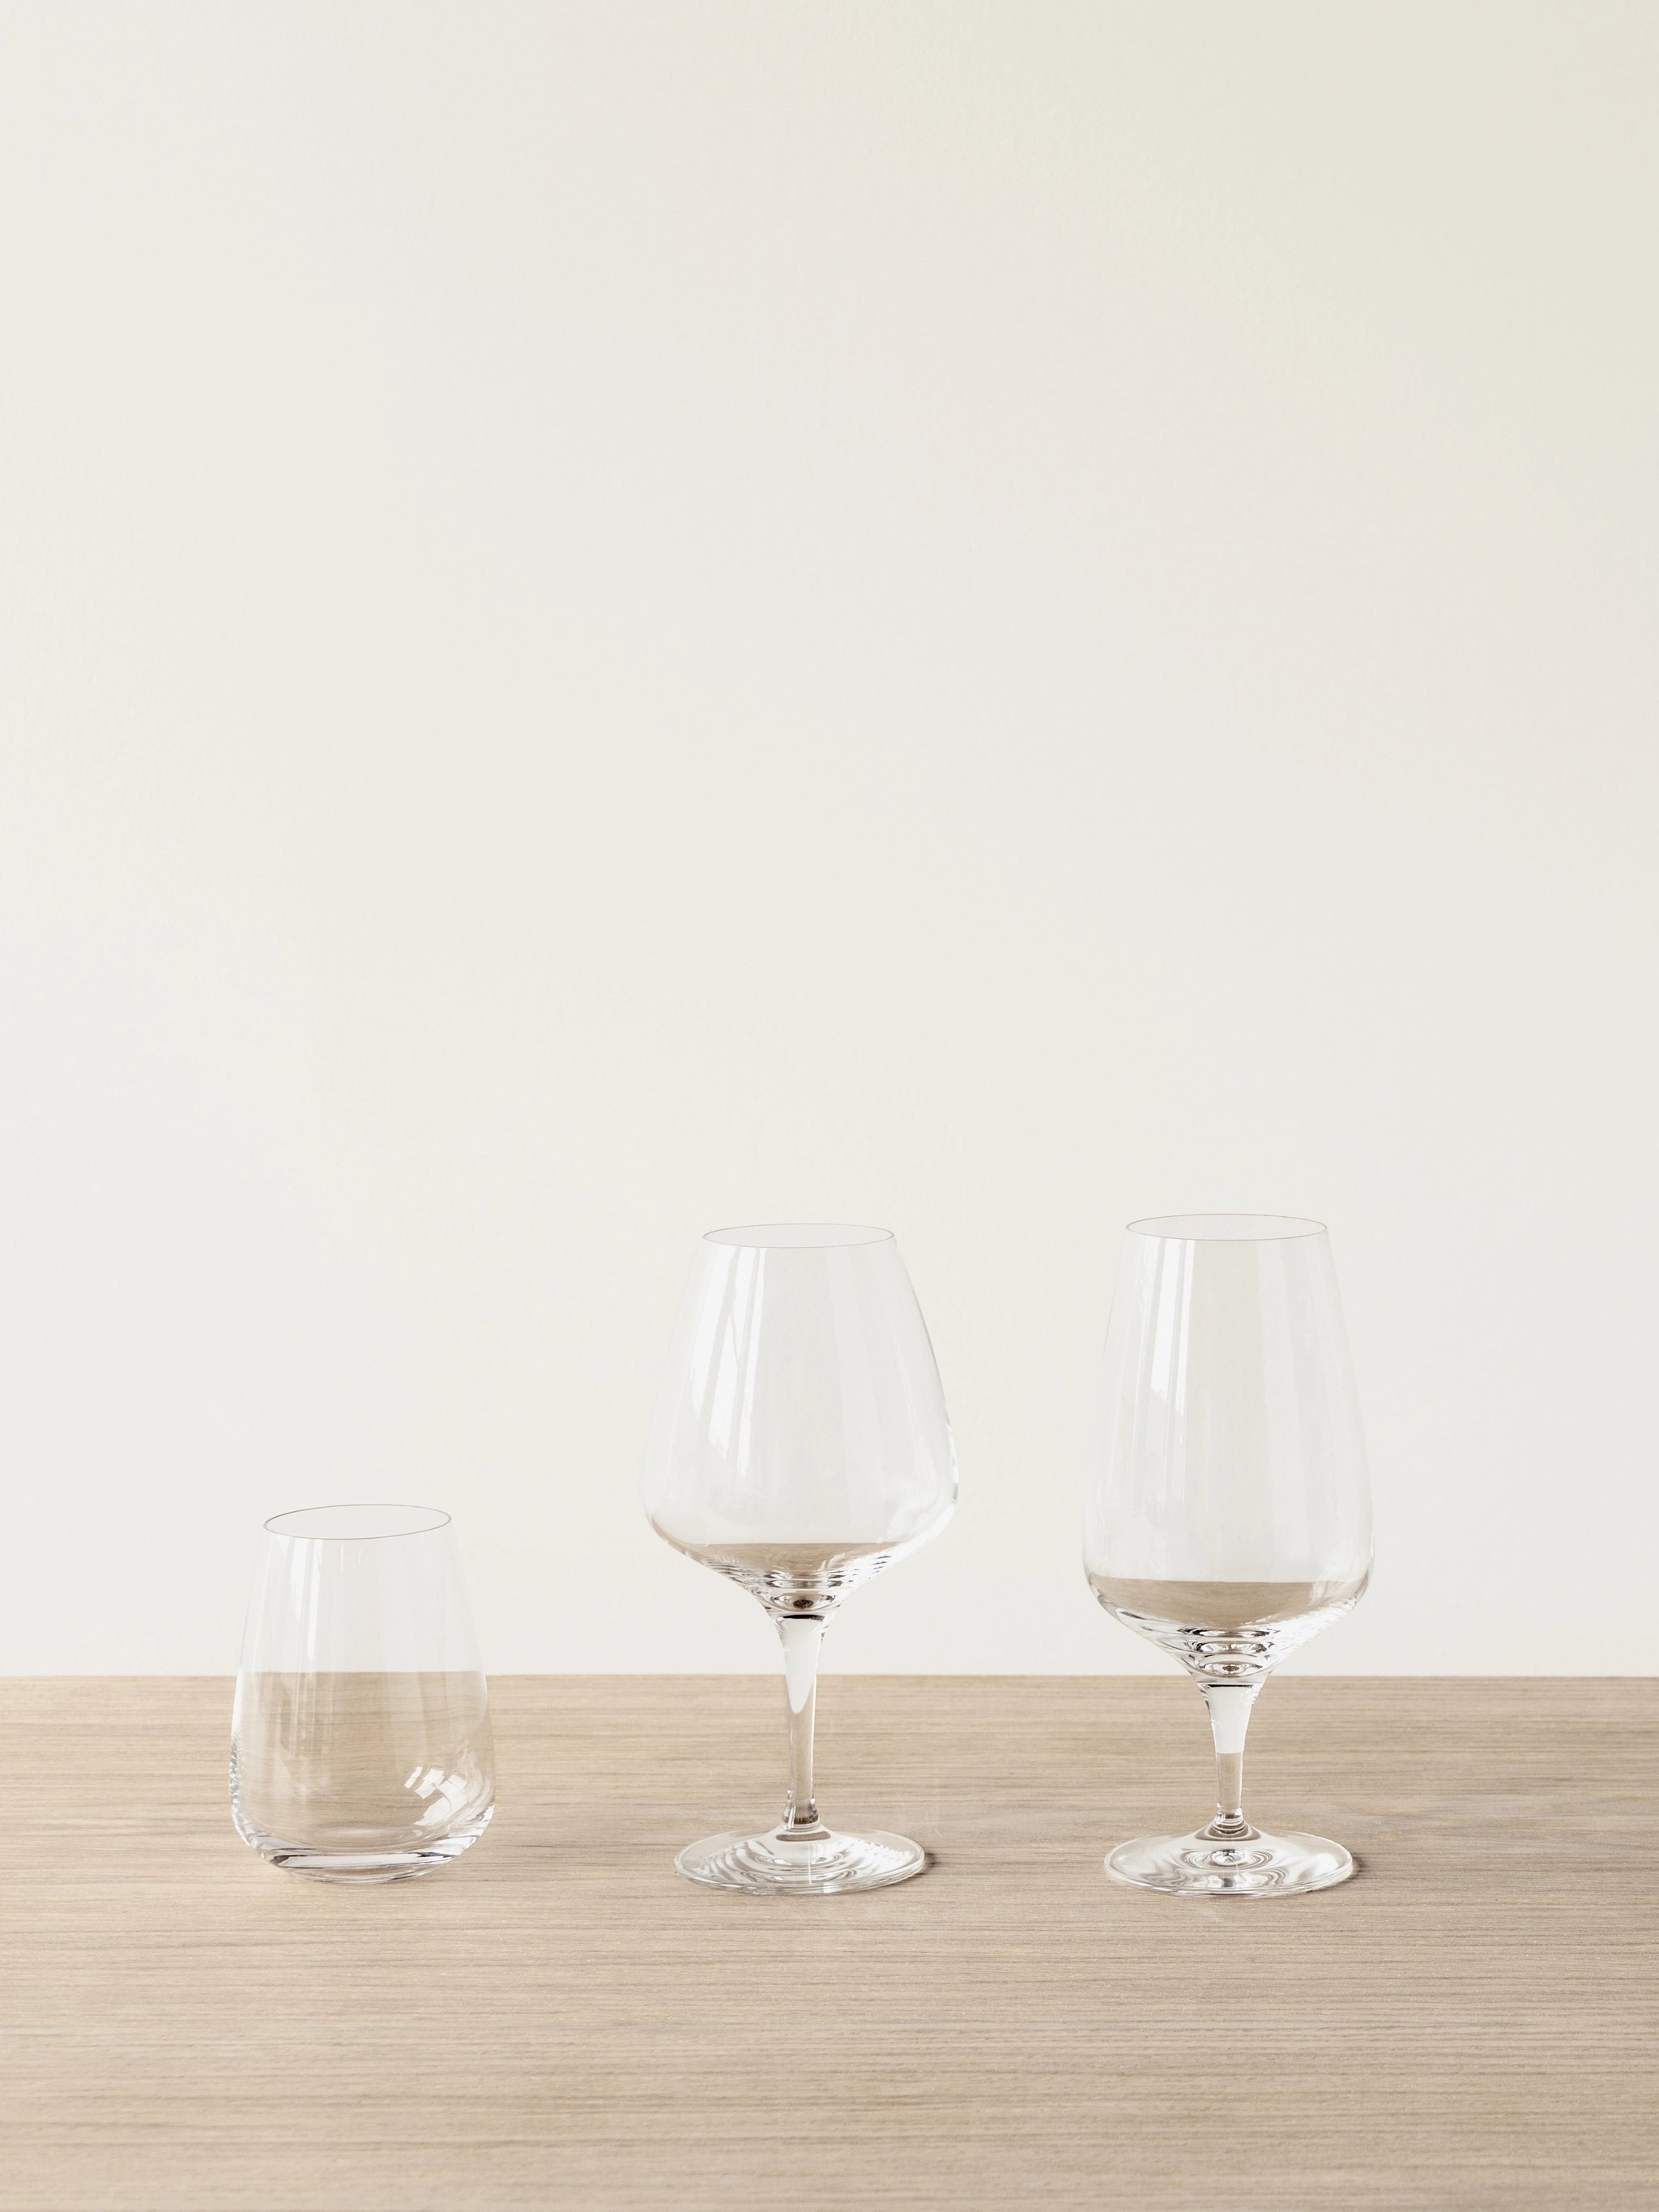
[775, 1613, 828, 1840]
[1200, 1680, 1261, 1841]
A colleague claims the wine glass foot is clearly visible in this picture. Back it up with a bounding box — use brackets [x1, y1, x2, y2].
[1107, 1826, 1353, 1897]
[676, 1826, 927, 1894]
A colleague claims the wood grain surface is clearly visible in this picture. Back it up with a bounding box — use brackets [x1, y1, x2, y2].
[0, 1676, 1653, 2210]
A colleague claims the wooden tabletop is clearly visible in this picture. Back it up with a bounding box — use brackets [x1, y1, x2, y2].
[1, 1676, 1653, 2210]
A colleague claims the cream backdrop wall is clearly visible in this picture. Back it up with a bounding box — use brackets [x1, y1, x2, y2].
[2, 2, 1654, 1675]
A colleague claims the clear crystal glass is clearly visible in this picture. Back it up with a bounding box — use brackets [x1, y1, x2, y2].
[231, 1505, 494, 1884]
[644, 1223, 957, 1894]
[1085, 1215, 1372, 1896]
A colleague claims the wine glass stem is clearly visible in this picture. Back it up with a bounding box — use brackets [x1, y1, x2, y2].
[776, 1614, 828, 1840]
[1200, 1680, 1261, 1841]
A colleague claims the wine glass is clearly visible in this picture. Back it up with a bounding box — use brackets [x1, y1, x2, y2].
[231, 1504, 494, 1883]
[1084, 1215, 1371, 1896]
[643, 1223, 957, 1894]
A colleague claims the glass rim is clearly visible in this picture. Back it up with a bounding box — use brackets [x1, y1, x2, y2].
[703, 1222, 896, 1250]
[263, 1503, 453, 1542]
[1126, 1212, 1328, 1243]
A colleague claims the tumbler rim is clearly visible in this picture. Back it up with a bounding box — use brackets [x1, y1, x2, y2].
[263, 1503, 453, 1541]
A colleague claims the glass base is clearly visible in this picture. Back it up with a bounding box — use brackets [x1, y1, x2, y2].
[1107, 1825, 1354, 1898]
[237, 1810, 493, 1885]
[676, 1826, 927, 1894]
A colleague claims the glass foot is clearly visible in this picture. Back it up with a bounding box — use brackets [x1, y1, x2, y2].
[676, 1826, 927, 1894]
[1107, 1826, 1353, 1897]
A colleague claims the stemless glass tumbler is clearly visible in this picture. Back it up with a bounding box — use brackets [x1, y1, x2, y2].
[231, 1505, 495, 1884]
[1085, 1215, 1372, 1897]
[644, 1224, 957, 1894]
